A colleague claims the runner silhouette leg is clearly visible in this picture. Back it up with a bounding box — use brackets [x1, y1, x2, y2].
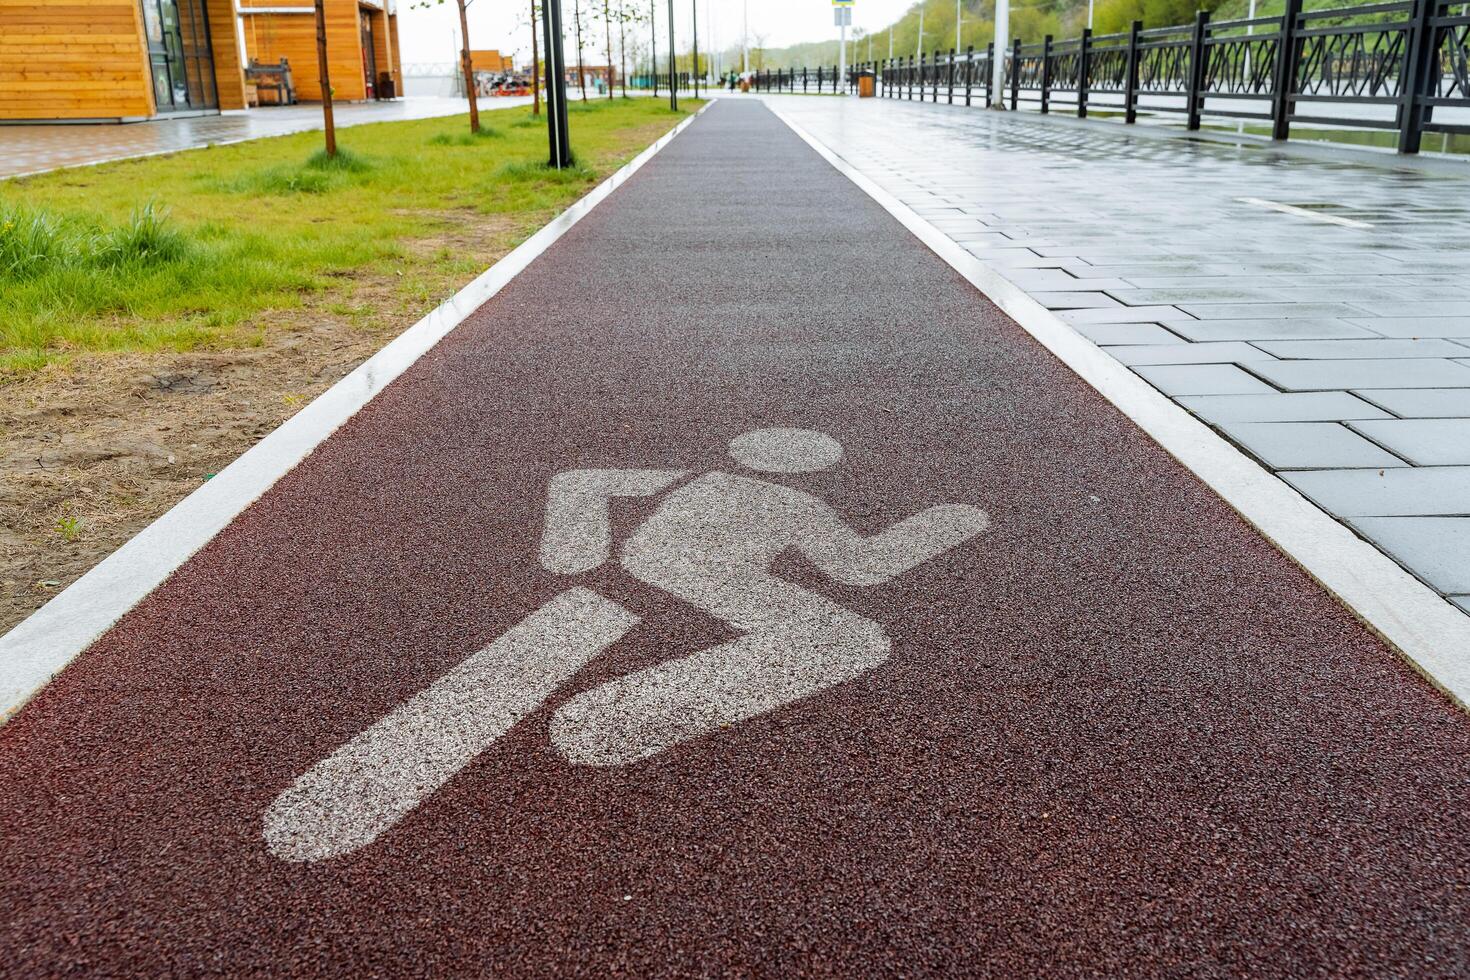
[551, 558, 891, 767]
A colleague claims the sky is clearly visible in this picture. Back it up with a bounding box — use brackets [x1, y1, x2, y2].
[396, 0, 918, 68]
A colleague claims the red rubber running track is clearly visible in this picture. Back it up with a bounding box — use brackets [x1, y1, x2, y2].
[2, 101, 1468, 976]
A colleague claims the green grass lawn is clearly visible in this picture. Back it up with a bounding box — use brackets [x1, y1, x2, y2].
[0, 98, 698, 375]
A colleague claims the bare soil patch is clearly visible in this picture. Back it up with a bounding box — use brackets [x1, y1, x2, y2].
[0, 216, 517, 634]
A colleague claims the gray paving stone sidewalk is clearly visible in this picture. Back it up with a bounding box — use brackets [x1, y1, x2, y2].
[768, 94, 1470, 611]
[0, 97, 512, 180]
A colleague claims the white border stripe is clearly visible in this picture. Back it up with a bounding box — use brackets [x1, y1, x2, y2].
[771, 105, 1470, 711]
[0, 102, 712, 724]
[1237, 196, 1375, 229]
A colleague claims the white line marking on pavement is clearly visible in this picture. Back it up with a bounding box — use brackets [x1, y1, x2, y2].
[1236, 197, 1375, 229]
[262, 587, 637, 862]
[0, 101, 715, 726]
[771, 105, 1470, 712]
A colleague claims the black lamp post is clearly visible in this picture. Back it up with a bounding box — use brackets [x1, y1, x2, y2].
[667, 0, 677, 110]
[542, 0, 572, 166]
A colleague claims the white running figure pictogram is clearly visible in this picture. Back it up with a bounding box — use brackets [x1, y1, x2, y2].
[264, 428, 989, 862]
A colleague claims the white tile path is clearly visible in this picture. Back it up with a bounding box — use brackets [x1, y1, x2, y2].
[766, 94, 1470, 608]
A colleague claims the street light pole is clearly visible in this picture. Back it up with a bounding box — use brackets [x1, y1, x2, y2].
[956, 0, 961, 51]
[838, 10, 846, 88]
[991, 0, 1009, 107]
[742, 0, 749, 72]
[667, 0, 677, 109]
[692, 0, 699, 96]
[706, 0, 715, 76]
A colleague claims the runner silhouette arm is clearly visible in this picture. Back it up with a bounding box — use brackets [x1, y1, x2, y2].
[798, 503, 990, 587]
[540, 468, 689, 574]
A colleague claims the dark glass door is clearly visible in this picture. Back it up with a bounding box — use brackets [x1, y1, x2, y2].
[140, 0, 218, 112]
[361, 10, 378, 99]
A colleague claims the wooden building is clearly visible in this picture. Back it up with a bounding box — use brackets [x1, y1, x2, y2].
[0, 0, 401, 122]
[470, 50, 515, 74]
[240, 0, 400, 103]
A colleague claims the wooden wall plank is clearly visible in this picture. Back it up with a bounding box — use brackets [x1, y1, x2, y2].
[241, 0, 400, 103]
[0, 0, 152, 119]
[204, 0, 247, 109]
[1, 0, 403, 119]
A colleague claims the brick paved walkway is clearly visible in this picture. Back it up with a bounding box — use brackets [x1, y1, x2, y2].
[0, 97, 525, 179]
[771, 95, 1470, 612]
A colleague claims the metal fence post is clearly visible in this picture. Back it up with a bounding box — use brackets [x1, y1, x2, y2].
[1186, 10, 1210, 130]
[908, 55, 915, 99]
[1078, 27, 1092, 118]
[1271, 0, 1302, 140]
[1398, 0, 1439, 152]
[1124, 20, 1142, 123]
[1011, 38, 1021, 109]
[947, 48, 955, 103]
[1041, 35, 1054, 113]
[986, 42, 994, 107]
[965, 45, 975, 105]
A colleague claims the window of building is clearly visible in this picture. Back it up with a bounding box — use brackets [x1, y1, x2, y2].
[141, 0, 219, 112]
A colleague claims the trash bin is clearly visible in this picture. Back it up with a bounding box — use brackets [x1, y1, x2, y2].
[857, 70, 876, 98]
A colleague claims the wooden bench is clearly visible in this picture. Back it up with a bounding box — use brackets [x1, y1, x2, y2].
[245, 59, 297, 106]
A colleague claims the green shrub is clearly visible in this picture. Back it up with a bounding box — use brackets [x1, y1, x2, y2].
[0, 205, 65, 279]
[94, 203, 190, 267]
[428, 126, 505, 146]
[494, 159, 594, 183]
[306, 147, 372, 172]
[246, 168, 338, 194]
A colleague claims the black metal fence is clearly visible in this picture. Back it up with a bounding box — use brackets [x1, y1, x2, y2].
[629, 72, 701, 91]
[747, 66, 851, 94]
[748, 0, 1470, 153]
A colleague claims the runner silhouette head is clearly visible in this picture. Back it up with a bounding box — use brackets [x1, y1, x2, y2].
[728, 428, 842, 474]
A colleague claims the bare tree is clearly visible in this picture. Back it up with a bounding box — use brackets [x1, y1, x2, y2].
[411, 0, 481, 133]
[573, 0, 588, 101]
[313, 0, 336, 156]
[530, 0, 541, 115]
[455, 0, 482, 132]
[617, 0, 631, 95]
[603, 0, 615, 98]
